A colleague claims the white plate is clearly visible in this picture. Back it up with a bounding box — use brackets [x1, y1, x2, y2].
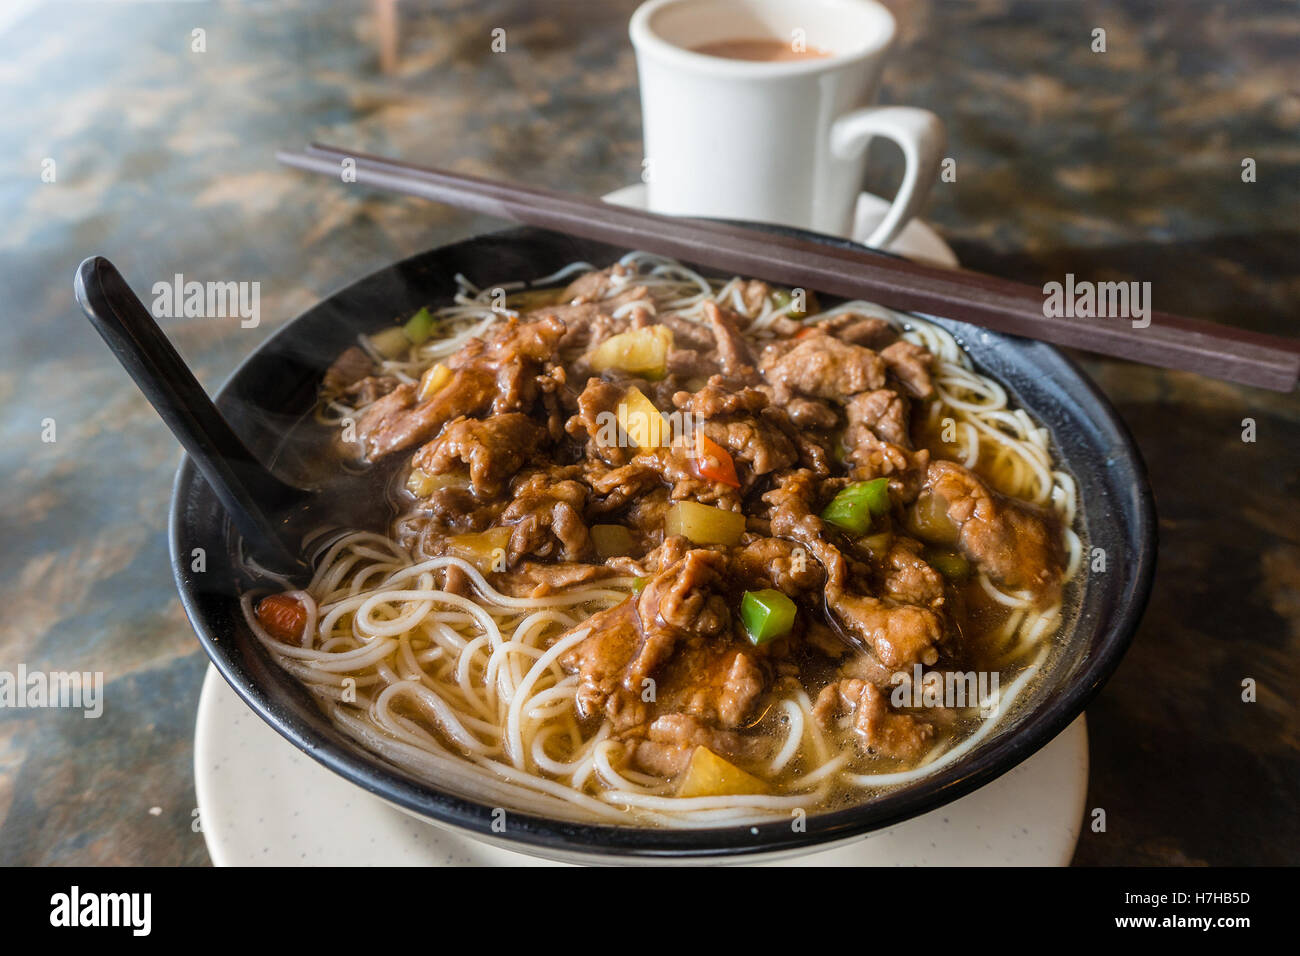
[194, 201, 1088, 866]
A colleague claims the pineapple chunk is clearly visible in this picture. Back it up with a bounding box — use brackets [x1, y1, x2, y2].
[406, 468, 468, 497]
[617, 386, 668, 449]
[590, 524, 634, 559]
[587, 325, 672, 379]
[446, 528, 512, 574]
[417, 362, 452, 402]
[665, 500, 746, 546]
[677, 746, 768, 798]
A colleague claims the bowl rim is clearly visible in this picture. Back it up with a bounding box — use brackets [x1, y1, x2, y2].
[169, 224, 1157, 860]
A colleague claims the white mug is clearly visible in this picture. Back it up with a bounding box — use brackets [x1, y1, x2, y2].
[629, 0, 945, 247]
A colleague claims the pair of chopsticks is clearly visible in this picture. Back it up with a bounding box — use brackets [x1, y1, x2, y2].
[277, 143, 1300, 393]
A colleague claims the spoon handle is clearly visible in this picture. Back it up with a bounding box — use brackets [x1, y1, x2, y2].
[75, 256, 307, 577]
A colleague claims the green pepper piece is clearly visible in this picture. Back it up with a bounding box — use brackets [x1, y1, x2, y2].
[927, 549, 970, 581]
[740, 589, 797, 646]
[820, 478, 891, 534]
[403, 306, 435, 344]
[631, 577, 648, 595]
[771, 288, 812, 317]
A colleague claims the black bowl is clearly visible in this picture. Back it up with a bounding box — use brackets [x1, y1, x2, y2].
[169, 224, 1156, 863]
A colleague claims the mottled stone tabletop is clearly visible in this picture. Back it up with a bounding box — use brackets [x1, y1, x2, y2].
[0, 0, 1295, 866]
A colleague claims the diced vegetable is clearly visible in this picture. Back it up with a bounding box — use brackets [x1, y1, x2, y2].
[694, 431, 741, 488]
[631, 576, 648, 594]
[927, 548, 970, 581]
[677, 746, 768, 798]
[665, 500, 746, 546]
[446, 528, 512, 574]
[591, 524, 634, 559]
[820, 477, 891, 535]
[406, 468, 435, 497]
[740, 589, 797, 646]
[771, 288, 817, 318]
[255, 594, 307, 644]
[908, 490, 960, 545]
[369, 327, 411, 360]
[617, 386, 668, 449]
[587, 325, 672, 379]
[857, 531, 893, 559]
[406, 467, 468, 497]
[417, 362, 452, 402]
[403, 307, 435, 344]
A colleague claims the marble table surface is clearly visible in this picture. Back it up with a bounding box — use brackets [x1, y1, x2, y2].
[0, 0, 1295, 865]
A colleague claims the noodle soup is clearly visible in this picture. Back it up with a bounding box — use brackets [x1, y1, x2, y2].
[242, 253, 1081, 827]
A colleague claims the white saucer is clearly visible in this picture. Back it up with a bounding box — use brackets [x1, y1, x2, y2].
[194, 201, 1088, 866]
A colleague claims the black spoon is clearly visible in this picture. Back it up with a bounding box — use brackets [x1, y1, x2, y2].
[74, 256, 311, 579]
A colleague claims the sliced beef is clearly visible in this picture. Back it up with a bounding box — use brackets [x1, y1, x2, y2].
[818, 312, 897, 350]
[673, 380, 768, 420]
[560, 549, 731, 730]
[830, 593, 943, 668]
[813, 680, 935, 761]
[731, 536, 825, 598]
[638, 549, 731, 644]
[323, 345, 376, 393]
[560, 599, 647, 730]
[356, 316, 563, 460]
[766, 407, 836, 476]
[627, 713, 766, 777]
[656, 441, 745, 510]
[658, 313, 718, 354]
[355, 380, 469, 461]
[491, 561, 615, 598]
[411, 413, 543, 497]
[846, 388, 911, 448]
[666, 347, 722, 379]
[786, 396, 839, 430]
[581, 458, 665, 513]
[763, 469, 835, 556]
[736, 279, 772, 317]
[565, 378, 632, 466]
[621, 487, 672, 543]
[342, 375, 400, 407]
[410, 485, 502, 535]
[500, 470, 591, 561]
[699, 416, 797, 484]
[846, 432, 930, 502]
[684, 388, 832, 481]
[656, 641, 766, 728]
[702, 300, 758, 378]
[534, 286, 650, 352]
[921, 460, 1063, 600]
[759, 333, 887, 402]
[880, 340, 935, 399]
[879, 538, 946, 610]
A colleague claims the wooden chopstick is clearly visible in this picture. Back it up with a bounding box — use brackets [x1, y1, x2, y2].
[277, 143, 1300, 393]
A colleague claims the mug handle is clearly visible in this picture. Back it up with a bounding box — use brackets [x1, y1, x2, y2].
[829, 106, 946, 250]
